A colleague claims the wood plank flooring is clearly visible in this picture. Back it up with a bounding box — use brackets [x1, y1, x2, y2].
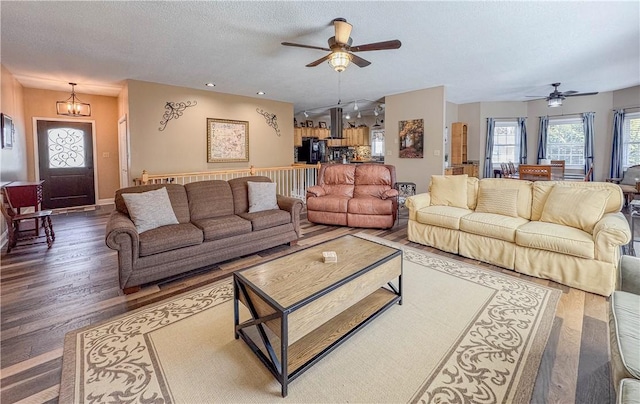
[1, 205, 632, 403]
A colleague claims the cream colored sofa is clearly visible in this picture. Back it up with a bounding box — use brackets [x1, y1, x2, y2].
[405, 176, 631, 296]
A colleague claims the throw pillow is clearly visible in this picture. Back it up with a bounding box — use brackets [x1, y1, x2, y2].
[248, 181, 279, 213]
[475, 187, 519, 217]
[540, 185, 611, 233]
[122, 187, 179, 234]
[430, 175, 468, 208]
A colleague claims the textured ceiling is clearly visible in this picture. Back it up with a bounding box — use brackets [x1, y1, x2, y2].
[1, 1, 639, 117]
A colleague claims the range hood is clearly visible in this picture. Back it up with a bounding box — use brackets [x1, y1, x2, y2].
[330, 107, 343, 138]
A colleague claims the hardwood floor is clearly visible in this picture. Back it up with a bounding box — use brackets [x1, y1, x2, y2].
[1, 205, 632, 403]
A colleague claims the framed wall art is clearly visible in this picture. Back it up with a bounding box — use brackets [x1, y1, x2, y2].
[207, 118, 249, 162]
[1, 113, 13, 149]
[399, 119, 424, 158]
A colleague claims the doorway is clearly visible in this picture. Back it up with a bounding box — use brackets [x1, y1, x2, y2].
[118, 115, 130, 188]
[36, 120, 96, 209]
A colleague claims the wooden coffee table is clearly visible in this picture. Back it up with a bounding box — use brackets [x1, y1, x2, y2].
[233, 234, 402, 397]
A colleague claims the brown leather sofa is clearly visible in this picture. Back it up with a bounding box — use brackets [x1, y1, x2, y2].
[306, 164, 398, 229]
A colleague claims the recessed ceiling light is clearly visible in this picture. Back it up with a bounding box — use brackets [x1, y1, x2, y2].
[205, 83, 215, 87]
[257, 91, 265, 95]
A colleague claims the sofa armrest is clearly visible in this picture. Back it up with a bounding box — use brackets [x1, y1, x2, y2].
[381, 188, 399, 200]
[619, 255, 640, 294]
[405, 193, 431, 211]
[306, 185, 326, 198]
[593, 212, 632, 262]
[277, 195, 303, 238]
[105, 210, 141, 289]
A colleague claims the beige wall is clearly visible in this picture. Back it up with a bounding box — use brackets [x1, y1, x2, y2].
[386, 86, 446, 193]
[612, 85, 640, 109]
[127, 80, 294, 178]
[458, 102, 481, 162]
[0, 65, 27, 182]
[445, 102, 458, 163]
[22, 88, 120, 201]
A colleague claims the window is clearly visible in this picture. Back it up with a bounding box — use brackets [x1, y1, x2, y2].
[371, 129, 385, 158]
[491, 121, 518, 165]
[547, 118, 584, 168]
[623, 112, 640, 169]
[47, 128, 86, 168]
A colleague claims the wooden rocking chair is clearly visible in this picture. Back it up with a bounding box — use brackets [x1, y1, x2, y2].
[1, 187, 55, 253]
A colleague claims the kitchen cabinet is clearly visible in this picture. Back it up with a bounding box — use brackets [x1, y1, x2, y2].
[343, 127, 370, 146]
[451, 122, 467, 165]
[294, 127, 330, 146]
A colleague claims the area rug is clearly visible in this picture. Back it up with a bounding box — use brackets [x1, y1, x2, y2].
[60, 234, 560, 403]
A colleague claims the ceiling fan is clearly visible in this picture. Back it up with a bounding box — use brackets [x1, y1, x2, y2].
[281, 18, 401, 72]
[527, 83, 599, 107]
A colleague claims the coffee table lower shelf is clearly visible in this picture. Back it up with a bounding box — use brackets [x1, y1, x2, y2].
[235, 287, 400, 397]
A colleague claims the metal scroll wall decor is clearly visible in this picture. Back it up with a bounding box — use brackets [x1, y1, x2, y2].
[256, 108, 281, 136]
[158, 100, 197, 131]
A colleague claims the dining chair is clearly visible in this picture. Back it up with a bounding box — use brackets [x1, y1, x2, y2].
[583, 163, 594, 182]
[507, 162, 518, 177]
[1, 187, 55, 253]
[550, 160, 565, 179]
[500, 163, 512, 178]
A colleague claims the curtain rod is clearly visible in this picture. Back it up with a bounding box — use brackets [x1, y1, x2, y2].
[539, 112, 590, 118]
[489, 116, 522, 120]
[613, 105, 640, 111]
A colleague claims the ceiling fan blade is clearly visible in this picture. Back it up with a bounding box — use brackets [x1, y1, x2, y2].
[350, 53, 371, 68]
[561, 90, 579, 96]
[306, 54, 331, 67]
[350, 40, 402, 52]
[334, 19, 352, 44]
[565, 92, 599, 97]
[525, 95, 547, 98]
[281, 42, 331, 52]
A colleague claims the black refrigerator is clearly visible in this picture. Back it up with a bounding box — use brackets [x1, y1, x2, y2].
[297, 138, 327, 164]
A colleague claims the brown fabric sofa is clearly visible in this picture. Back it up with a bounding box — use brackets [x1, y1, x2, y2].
[105, 176, 302, 293]
[306, 164, 398, 229]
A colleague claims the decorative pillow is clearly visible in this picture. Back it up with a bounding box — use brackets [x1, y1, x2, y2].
[122, 187, 179, 234]
[540, 185, 611, 233]
[475, 188, 519, 217]
[248, 181, 279, 213]
[430, 175, 468, 208]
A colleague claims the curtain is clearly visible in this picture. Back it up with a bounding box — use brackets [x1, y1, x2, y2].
[518, 117, 527, 164]
[483, 118, 495, 178]
[610, 110, 625, 179]
[583, 112, 595, 181]
[536, 116, 548, 163]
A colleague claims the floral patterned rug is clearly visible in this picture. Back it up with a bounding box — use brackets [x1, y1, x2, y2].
[61, 234, 560, 403]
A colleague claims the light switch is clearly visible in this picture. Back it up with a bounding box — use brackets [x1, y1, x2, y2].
[434, 150, 440, 156]
[102, 152, 110, 158]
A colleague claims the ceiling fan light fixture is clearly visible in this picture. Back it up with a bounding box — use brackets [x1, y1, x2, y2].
[353, 101, 358, 111]
[345, 112, 351, 119]
[357, 111, 361, 119]
[304, 111, 309, 118]
[374, 108, 379, 116]
[547, 97, 563, 107]
[56, 83, 91, 117]
[328, 51, 352, 72]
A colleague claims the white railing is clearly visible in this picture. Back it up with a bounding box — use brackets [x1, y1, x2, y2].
[133, 164, 321, 201]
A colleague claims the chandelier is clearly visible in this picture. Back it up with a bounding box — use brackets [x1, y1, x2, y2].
[56, 83, 91, 117]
